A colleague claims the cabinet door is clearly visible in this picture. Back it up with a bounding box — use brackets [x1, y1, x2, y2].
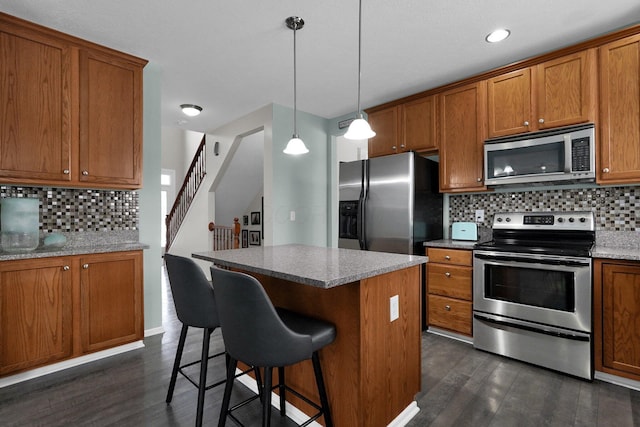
[79, 50, 143, 188]
[599, 34, 640, 184]
[367, 106, 400, 157]
[403, 95, 438, 152]
[486, 68, 532, 138]
[536, 49, 596, 130]
[0, 27, 72, 183]
[79, 251, 143, 353]
[439, 82, 487, 192]
[601, 262, 640, 379]
[0, 258, 72, 375]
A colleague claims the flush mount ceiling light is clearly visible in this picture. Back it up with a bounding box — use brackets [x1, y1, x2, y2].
[486, 28, 511, 43]
[283, 16, 309, 155]
[345, 0, 376, 141]
[180, 104, 202, 117]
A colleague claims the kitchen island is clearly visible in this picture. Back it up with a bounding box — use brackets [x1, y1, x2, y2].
[192, 244, 427, 427]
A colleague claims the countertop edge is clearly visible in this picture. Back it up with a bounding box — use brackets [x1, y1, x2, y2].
[0, 242, 149, 261]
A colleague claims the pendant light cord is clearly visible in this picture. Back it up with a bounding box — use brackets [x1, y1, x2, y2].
[293, 20, 298, 137]
[356, 0, 363, 118]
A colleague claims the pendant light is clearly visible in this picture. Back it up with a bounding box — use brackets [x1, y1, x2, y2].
[283, 16, 309, 155]
[344, 0, 376, 140]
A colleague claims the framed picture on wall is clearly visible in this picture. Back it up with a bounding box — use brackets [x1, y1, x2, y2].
[242, 229, 248, 248]
[249, 230, 261, 246]
[251, 211, 261, 225]
[243, 215, 249, 226]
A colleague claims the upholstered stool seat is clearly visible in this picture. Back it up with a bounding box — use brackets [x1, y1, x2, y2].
[210, 266, 336, 427]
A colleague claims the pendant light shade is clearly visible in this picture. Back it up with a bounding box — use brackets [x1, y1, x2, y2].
[345, 0, 376, 140]
[283, 16, 309, 155]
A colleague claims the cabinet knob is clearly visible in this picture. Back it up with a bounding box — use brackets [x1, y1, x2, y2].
[400, 144, 405, 148]
[477, 177, 482, 182]
[445, 272, 451, 277]
[83, 264, 89, 269]
[602, 167, 610, 173]
[523, 121, 529, 126]
[63, 265, 70, 271]
[444, 255, 451, 260]
[392, 146, 397, 150]
[82, 170, 89, 176]
[63, 169, 70, 174]
[445, 305, 451, 311]
[539, 118, 545, 124]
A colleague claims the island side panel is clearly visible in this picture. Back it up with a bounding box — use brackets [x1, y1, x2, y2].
[253, 272, 362, 427]
[361, 265, 421, 426]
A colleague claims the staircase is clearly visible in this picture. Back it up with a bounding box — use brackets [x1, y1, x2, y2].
[165, 135, 206, 252]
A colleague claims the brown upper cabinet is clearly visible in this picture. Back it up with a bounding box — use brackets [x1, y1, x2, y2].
[0, 13, 146, 189]
[598, 34, 640, 184]
[439, 82, 487, 193]
[486, 49, 597, 138]
[367, 94, 438, 158]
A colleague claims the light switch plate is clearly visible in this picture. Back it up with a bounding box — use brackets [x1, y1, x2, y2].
[390, 295, 399, 322]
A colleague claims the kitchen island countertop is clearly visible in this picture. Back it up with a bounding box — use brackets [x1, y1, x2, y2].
[193, 244, 428, 288]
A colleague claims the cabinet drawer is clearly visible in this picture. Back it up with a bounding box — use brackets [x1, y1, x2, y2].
[428, 295, 472, 336]
[427, 264, 472, 300]
[427, 248, 472, 266]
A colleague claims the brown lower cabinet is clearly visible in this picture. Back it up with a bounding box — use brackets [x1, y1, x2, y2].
[0, 250, 143, 377]
[426, 247, 473, 336]
[594, 258, 640, 382]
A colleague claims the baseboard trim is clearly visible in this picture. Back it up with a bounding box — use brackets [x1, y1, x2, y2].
[426, 326, 473, 344]
[144, 326, 165, 337]
[595, 371, 640, 391]
[234, 369, 420, 427]
[0, 341, 145, 388]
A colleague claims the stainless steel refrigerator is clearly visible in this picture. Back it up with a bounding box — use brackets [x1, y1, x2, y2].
[338, 152, 443, 255]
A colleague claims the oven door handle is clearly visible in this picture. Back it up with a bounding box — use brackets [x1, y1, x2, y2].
[473, 313, 591, 342]
[473, 253, 590, 267]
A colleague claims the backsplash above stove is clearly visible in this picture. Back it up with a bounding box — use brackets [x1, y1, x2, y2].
[450, 186, 638, 231]
[0, 186, 138, 232]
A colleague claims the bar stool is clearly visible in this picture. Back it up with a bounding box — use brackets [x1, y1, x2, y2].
[164, 254, 260, 427]
[210, 266, 336, 427]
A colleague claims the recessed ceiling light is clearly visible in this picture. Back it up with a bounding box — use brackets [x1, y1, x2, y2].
[180, 104, 202, 117]
[486, 29, 510, 43]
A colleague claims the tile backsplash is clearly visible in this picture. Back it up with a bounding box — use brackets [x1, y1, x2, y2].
[449, 185, 638, 231]
[0, 186, 138, 232]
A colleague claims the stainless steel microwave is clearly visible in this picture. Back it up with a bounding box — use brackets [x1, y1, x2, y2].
[483, 123, 595, 186]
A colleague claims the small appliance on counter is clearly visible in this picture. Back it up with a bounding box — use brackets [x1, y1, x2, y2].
[451, 222, 478, 241]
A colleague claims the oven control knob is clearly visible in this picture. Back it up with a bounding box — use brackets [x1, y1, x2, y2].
[497, 217, 503, 222]
[579, 217, 586, 223]
[569, 217, 575, 223]
[505, 217, 511, 222]
[557, 217, 564, 223]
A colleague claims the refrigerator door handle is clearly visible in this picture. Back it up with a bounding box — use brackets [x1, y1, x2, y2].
[358, 160, 368, 250]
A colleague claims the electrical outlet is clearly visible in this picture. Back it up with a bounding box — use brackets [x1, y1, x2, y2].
[290, 211, 296, 221]
[390, 295, 399, 322]
[475, 209, 484, 223]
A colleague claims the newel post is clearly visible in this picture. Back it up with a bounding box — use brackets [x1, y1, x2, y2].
[233, 217, 240, 249]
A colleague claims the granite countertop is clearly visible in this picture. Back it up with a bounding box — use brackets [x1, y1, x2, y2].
[423, 239, 482, 250]
[192, 244, 428, 289]
[0, 231, 148, 261]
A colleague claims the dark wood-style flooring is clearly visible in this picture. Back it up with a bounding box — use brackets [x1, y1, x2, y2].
[1, 267, 639, 426]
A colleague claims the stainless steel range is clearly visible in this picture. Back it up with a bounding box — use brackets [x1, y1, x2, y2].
[473, 211, 595, 380]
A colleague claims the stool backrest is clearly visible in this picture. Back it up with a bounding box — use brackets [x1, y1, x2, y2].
[165, 254, 219, 328]
[210, 266, 312, 367]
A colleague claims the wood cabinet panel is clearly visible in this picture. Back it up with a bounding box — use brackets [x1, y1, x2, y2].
[427, 264, 472, 300]
[439, 81, 487, 192]
[0, 27, 72, 183]
[598, 34, 640, 184]
[367, 106, 400, 157]
[403, 95, 438, 152]
[487, 68, 532, 137]
[427, 294, 472, 336]
[596, 261, 640, 380]
[0, 258, 72, 375]
[80, 251, 143, 353]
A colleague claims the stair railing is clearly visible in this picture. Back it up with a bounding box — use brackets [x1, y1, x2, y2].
[209, 218, 241, 250]
[165, 135, 206, 251]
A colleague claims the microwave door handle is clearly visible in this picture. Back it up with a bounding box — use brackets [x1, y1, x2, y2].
[564, 134, 572, 173]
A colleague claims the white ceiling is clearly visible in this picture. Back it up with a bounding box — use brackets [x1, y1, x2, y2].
[2, 1, 639, 134]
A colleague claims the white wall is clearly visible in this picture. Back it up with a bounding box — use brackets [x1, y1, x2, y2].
[161, 127, 186, 182]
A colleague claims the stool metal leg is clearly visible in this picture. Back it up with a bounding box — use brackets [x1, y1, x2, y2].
[218, 357, 237, 427]
[312, 352, 333, 427]
[278, 366, 286, 416]
[195, 328, 212, 427]
[263, 367, 273, 427]
[166, 324, 188, 403]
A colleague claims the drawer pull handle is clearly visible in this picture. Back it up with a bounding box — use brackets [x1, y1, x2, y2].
[83, 264, 89, 269]
[63, 265, 70, 271]
[445, 305, 451, 311]
[445, 272, 451, 277]
[63, 169, 70, 174]
[444, 255, 451, 260]
[82, 170, 89, 176]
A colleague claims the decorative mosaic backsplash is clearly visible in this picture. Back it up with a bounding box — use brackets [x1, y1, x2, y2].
[449, 186, 639, 231]
[0, 186, 138, 232]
